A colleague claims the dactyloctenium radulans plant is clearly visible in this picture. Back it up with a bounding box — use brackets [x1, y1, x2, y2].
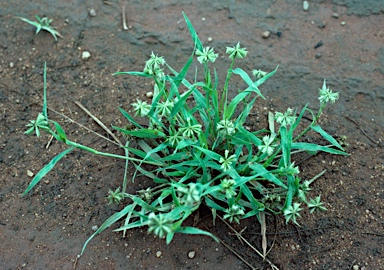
[23, 12, 348, 255]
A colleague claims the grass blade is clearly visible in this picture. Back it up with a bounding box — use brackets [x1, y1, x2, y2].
[175, 226, 219, 242]
[22, 147, 75, 196]
[170, 87, 194, 118]
[81, 204, 135, 255]
[311, 124, 344, 150]
[249, 163, 287, 188]
[291, 142, 349, 155]
[43, 62, 48, 119]
[182, 12, 203, 52]
[113, 71, 152, 78]
[118, 107, 144, 129]
[113, 125, 166, 139]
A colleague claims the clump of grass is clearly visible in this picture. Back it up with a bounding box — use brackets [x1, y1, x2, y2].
[17, 15, 62, 41]
[23, 13, 348, 256]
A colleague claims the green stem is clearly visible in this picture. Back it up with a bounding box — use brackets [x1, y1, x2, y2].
[294, 102, 326, 141]
[204, 62, 211, 109]
[63, 139, 164, 166]
[220, 59, 235, 116]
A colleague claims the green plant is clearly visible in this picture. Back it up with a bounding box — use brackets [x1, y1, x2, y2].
[23, 13, 348, 256]
[17, 15, 62, 41]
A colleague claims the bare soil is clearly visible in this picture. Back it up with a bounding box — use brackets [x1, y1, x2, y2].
[0, 1, 383, 269]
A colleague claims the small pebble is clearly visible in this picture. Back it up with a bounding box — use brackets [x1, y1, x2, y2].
[156, 251, 162, 258]
[146, 91, 153, 98]
[89, 8, 97, 17]
[82, 51, 91, 60]
[92, 225, 98, 231]
[353, 265, 359, 270]
[262, 31, 270, 38]
[315, 53, 322, 58]
[316, 21, 326, 28]
[303, 1, 309, 11]
[341, 21, 346, 26]
[9, 62, 14, 68]
[207, 37, 212, 42]
[188, 251, 196, 259]
[27, 170, 34, 177]
[332, 13, 339, 18]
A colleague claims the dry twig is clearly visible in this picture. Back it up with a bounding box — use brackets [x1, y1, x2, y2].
[73, 100, 123, 146]
[121, 1, 128, 30]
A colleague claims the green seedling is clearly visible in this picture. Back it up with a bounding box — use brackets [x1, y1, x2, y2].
[23, 13, 348, 256]
[17, 15, 62, 41]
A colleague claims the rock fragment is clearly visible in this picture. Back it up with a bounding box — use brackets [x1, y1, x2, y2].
[82, 51, 91, 60]
[89, 9, 97, 17]
[262, 31, 270, 38]
[188, 250, 196, 259]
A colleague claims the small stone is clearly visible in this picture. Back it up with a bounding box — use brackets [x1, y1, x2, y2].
[262, 31, 270, 38]
[89, 9, 97, 17]
[9, 62, 14, 68]
[146, 91, 153, 98]
[92, 225, 98, 231]
[332, 13, 339, 18]
[303, 1, 309, 11]
[353, 265, 359, 270]
[316, 21, 326, 28]
[82, 51, 91, 60]
[207, 37, 212, 42]
[315, 53, 322, 58]
[44, 180, 50, 184]
[188, 251, 196, 259]
[341, 21, 346, 26]
[27, 170, 34, 177]
[156, 251, 162, 258]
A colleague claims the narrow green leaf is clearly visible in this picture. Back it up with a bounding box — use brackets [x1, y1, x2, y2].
[205, 197, 226, 211]
[249, 163, 287, 188]
[113, 71, 152, 78]
[22, 147, 75, 196]
[175, 226, 219, 242]
[137, 140, 164, 160]
[283, 175, 296, 210]
[166, 232, 175, 244]
[291, 142, 349, 155]
[236, 97, 256, 125]
[82, 204, 135, 255]
[192, 88, 207, 109]
[232, 68, 265, 98]
[280, 126, 292, 167]
[43, 62, 48, 119]
[173, 50, 195, 88]
[113, 125, 165, 139]
[254, 66, 278, 87]
[52, 121, 66, 142]
[170, 87, 194, 118]
[118, 107, 144, 129]
[182, 12, 203, 52]
[291, 104, 308, 132]
[114, 219, 144, 233]
[240, 184, 265, 210]
[237, 126, 262, 146]
[311, 125, 344, 151]
[192, 145, 222, 161]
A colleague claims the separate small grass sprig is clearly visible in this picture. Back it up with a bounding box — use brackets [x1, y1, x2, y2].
[17, 15, 62, 41]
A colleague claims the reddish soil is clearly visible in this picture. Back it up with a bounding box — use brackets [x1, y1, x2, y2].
[0, 1, 383, 269]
